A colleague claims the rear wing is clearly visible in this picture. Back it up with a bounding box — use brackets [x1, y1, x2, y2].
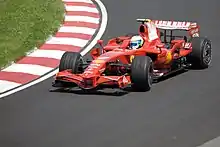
[136, 19, 198, 30]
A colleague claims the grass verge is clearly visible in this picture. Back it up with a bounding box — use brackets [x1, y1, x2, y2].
[0, 0, 64, 68]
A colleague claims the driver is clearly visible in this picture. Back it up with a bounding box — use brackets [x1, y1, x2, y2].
[129, 35, 144, 49]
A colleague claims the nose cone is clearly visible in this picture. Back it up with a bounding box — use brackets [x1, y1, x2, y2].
[83, 77, 94, 87]
[82, 73, 95, 78]
[83, 61, 104, 76]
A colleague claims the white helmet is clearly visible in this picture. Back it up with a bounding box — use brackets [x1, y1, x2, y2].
[130, 35, 144, 49]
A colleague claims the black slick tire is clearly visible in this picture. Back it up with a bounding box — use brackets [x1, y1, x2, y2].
[59, 51, 82, 73]
[187, 37, 212, 69]
[131, 56, 153, 91]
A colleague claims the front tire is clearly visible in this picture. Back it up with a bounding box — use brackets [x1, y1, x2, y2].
[187, 37, 212, 69]
[59, 51, 82, 73]
[131, 56, 153, 91]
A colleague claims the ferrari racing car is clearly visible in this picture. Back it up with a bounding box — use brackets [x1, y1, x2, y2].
[52, 18, 212, 92]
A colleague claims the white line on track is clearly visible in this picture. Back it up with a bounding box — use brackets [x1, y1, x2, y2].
[0, 80, 21, 93]
[0, 0, 108, 98]
[197, 136, 220, 147]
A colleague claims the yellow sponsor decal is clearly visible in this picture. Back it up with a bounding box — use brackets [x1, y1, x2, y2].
[165, 51, 172, 64]
[94, 59, 104, 64]
[130, 55, 134, 62]
[145, 19, 151, 22]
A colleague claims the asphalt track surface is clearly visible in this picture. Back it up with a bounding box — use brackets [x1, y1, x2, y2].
[0, 0, 220, 147]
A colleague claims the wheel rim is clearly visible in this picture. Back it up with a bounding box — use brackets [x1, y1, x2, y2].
[203, 42, 212, 65]
[76, 57, 84, 73]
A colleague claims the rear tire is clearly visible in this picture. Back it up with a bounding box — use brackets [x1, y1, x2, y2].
[187, 37, 212, 69]
[59, 52, 82, 73]
[131, 56, 153, 91]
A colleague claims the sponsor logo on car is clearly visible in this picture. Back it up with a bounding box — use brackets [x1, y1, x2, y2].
[130, 55, 134, 62]
[165, 51, 172, 64]
[93, 59, 104, 64]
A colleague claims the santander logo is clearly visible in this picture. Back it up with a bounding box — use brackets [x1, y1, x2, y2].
[154, 20, 192, 30]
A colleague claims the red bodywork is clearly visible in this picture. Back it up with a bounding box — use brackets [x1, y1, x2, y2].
[55, 19, 200, 89]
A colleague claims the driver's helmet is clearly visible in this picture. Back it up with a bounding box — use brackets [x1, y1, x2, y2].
[130, 35, 144, 49]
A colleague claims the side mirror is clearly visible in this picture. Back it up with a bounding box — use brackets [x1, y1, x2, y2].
[97, 39, 104, 54]
[97, 39, 104, 45]
[91, 48, 100, 59]
[91, 48, 100, 54]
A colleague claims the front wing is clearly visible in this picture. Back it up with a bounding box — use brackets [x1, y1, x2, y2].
[53, 70, 131, 90]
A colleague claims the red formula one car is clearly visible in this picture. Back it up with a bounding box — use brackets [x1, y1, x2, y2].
[52, 18, 212, 92]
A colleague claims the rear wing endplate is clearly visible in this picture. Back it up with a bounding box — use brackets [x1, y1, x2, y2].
[136, 18, 198, 30]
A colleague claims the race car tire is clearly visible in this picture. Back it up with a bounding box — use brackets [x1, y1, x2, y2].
[59, 51, 82, 73]
[131, 56, 153, 91]
[187, 37, 212, 69]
